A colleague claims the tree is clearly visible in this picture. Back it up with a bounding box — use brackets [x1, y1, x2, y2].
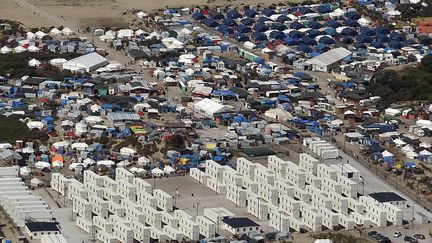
[421, 55, 432, 72]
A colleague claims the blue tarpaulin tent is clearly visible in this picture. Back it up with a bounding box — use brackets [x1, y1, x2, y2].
[210, 12, 224, 20]
[345, 18, 360, 27]
[288, 30, 303, 39]
[241, 18, 255, 26]
[290, 21, 304, 30]
[309, 21, 322, 29]
[340, 36, 354, 44]
[270, 31, 285, 40]
[276, 15, 289, 23]
[389, 40, 403, 49]
[345, 11, 360, 20]
[297, 44, 312, 53]
[318, 36, 335, 45]
[223, 17, 237, 26]
[324, 27, 338, 36]
[251, 32, 267, 41]
[254, 23, 268, 32]
[272, 22, 287, 31]
[203, 19, 218, 28]
[341, 27, 358, 36]
[375, 26, 390, 35]
[234, 33, 249, 42]
[192, 12, 206, 20]
[302, 36, 317, 45]
[390, 33, 405, 41]
[283, 36, 298, 46]
[357, 35, 373, 44]
[236, 25, 251, 33]
[360, 27, 375, 36]
[317, 4, 331, 13]
[218, 25, 234, 35]
[227, 10, 242, 19]
[298, 6, 314, 14]
[370, 41, 385, 48]
[317, 43, 330, 51]
[245, 9, 257, 18]
[262, 8, 276, 16]
[306, 29, 321, 38]
[326, 20, 341, 28]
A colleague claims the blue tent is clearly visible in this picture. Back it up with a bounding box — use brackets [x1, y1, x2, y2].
[223, 17, 237, 26]
[236, 24, 251, 33]
[203, 19, 219, 28]
[317, 3, 331, 13]
[276, 15, 289, 23]
[318, 36, 335, 45]
[290, 21, 304, 30]
[241, 18, 255, 26]
[302, 36, 317, 45]
[375, 26, 390, 35]
[234, 33, 249, 42]
[340, 36, 354, 44]
[309, 51, 320, 58]
[326, 19, 341, 28]
[297, 44, 312, 53]
[288, 30, 303, 39]
[272, 22, 287, 31]
[251, 32, 267, 41]
[210, 12, 224, 20]
[218, 25, 234, 35]
[227, 10, 242, 19]
[262, 8, 276, 17]
[344, 18, 360, 27]
[42, 116, 54, 124]
[309, 21, 322, 29]
[341, 27, 358, 36]
[345, 11, 360, 20]
[323, 27, 338, 36]
[245, 9, 257, 18]
[390, 33, 405, 41]
[283, 36, 298, 46]
[270, 31, 285, 40]
[254, 22, 268, 32]
[306, 29, 321, 38]
[405, 39, 417, 45]
[370, 41, 385, 48]
[377, 34, 389, 42]
[258, 16, 272, 23]
[357, 35, 373, 44]
[192, 12, 206, 20]
[317, 43, 330, 51]
[298, 6, 314, 14]
[360, 27, 375, 36]
[389, 40, 403, 49]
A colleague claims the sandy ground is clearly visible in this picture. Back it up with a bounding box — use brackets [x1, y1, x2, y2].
[2, 0, 303, 28]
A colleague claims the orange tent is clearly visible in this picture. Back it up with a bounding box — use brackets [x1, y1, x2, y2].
[52, 154, 64, 163]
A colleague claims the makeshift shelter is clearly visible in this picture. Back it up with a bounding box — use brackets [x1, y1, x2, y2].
[137, 156, 150, 165]
[63, 52, 108, 72]
[120, 147, 136, 157]
[30, 178, 42, 187]
[151, 168, 165, 176]
[382, 150, 394, 162]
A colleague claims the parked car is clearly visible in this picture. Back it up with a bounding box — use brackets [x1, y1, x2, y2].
[404, 235, 418, 243]
[368, 231, 377, 236]
[393, 231, 401, 238]
[413, 234, 425, 239]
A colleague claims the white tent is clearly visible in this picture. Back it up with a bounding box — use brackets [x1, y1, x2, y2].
[384, 108, 401, 116]
[163, 165, 175, 174]
[99, 34, 115, 41]
[35, 31, 46, 39]
[20, 166, 31, 176]
[137, 156, 150, 165]
[62, 27, 74, 35]
[30, 178, 42, 187]
[52, 161, 63, 168]
[136, 11, 148, 19]
[28, 58, 41, 67]
[50, 58, 67, 66]
[420, 142, 432, 149]
[401, 145, 414, 154]
[84, 116, 102, 124]
[52, 141, 69, 149]
[62, 52, 108, 72]
[90, 104, 101, 113]
[194, 98, 233, 118]
[97, 160, 115, 166]
[69, 163, 84, 170]
[419, 149, 432, 156]
[27, 121, 44, 129]
[0, 46, 12, 54]
[129, 167, 146, 173]
[83, 158, 96, 166]
[75, 122, 88, 136]
[117, 160, 131, 167]
[26, 32, 36, 40]
[71, 142, 88, 151]
[382, 150, 394, 158]
[264, 108, 292, 121]
[35, 161, 50, 169]
[117, 29, 133, 39]
[22, 146, 34, 154]
[135, 29, 145, 36]
[120, 147, 136, 157]
[61, 120, 74, 127]
[14, 46, 27, 53]
[151, 168, 165, 176]
[406, 151, 418, 159]
[50, 28, 62, 35]
[393, 138, 406, 147]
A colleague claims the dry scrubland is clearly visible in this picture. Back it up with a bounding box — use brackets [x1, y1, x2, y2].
[1, 0, 304, 28]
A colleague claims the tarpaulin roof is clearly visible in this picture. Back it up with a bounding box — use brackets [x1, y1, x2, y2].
[241, 18, 255, 26]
